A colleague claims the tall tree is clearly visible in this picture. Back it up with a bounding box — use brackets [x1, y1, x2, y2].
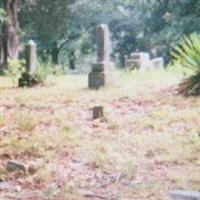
[0, 0, 20, 70]
[18, 0, 200, 70]
[20, 0, 75, 64]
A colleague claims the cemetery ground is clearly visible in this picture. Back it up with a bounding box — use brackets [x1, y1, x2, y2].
[0, 68, 200, 200]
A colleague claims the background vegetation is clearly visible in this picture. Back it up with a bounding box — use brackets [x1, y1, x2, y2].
[0, 0, 200, 73]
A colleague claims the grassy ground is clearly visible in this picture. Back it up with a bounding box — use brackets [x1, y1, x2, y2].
[0, 68, 200, 200]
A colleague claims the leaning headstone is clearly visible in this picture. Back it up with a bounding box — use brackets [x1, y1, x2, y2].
[88, 24, 111, 89]
[150, 57, 164, 70]
[93, 106, 104, 119]
[18, 40, 38, 87]
[169, 190, 200, 200]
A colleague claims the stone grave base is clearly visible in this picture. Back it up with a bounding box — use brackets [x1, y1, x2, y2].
[88, 71, 120, 89]
[88, 72, 105, 89]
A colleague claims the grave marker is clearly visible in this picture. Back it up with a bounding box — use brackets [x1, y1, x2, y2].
[88, 24, 111, 89]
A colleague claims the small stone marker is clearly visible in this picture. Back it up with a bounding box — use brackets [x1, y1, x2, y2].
[169, 190, 200, 200]
[88, 24, 111, 89]
[93, 106, 104, 119]
[18, 40, 38, 87]
[25, 40, 37, 74]
[6, 161, 26, 173]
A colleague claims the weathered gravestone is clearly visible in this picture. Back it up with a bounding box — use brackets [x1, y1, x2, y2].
[25, 40, 37, 73]
[88, 24, 111, 89]
[150, 57, 164, 70]
[93, 106, 104, 119]
[125, 52, 150, 70]
[169, 190, 200, 200]
[18, 40, 38, 87]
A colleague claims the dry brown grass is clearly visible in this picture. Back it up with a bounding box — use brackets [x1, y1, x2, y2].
[0, 68, 200, 200]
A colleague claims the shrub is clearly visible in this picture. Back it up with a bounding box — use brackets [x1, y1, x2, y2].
[171, 33, 200, 96]
[4, 59, 25, 86]
[35, 61, 52, 83]
[35, 62, 64, 83]
[4, 59, 25, 77]
[18, 61, 64, 87]
[5, 59, 64, 87]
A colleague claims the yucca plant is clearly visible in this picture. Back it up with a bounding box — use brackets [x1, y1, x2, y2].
[171, 33, 200, 96]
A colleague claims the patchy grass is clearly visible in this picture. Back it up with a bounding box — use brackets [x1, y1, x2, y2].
[0, 114, 5, 127]
[0, 69, 200, 200]
[17, 113, 38, 132]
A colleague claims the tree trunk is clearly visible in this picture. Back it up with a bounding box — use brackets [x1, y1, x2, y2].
[119, 50, 126, 68]
[0, 0, 20, 70]
[51, 44, 59, 65]
[69, 50, 76, 70]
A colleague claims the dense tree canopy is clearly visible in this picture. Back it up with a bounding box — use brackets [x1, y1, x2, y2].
[0, 0, 200, 71]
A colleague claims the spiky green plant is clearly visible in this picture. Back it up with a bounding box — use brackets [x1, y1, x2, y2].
[171, 33, 200, 96]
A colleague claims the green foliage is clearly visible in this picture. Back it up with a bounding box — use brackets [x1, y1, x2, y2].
[51, 64, 65, 75]
[36, 61, 64, 82]
[18, 60, 65, 87]
[4, 59, 25, 77]
[35, 61, 53, 83]
[0, 8, 6, 25]
[19, 61, 56, 87]
[17, 0, 200, 70]
[172, 33, 200, 95]
[4, 59, 25, 86]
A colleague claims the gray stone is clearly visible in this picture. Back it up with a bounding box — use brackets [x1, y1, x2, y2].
[88, 24, 111, 89]
[88, 72, 105, 89]
[169, 190, 200, 200]
[92, 62, 106, 72]
[25, 40, 37, 74]
[129, 52, 141, 60]
[93, 106, 104, 119]
[150, 57, 164, 70]
[126, 52, 150, 70]
[96, 24, 110, 63]
[7, 161, 26, 173]
[0, 181, 12, 190]
[126, 59, 141, 69]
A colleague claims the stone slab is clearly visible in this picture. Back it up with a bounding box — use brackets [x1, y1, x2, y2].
[150, 57, 164, 70]
[126, 52, 150, 70]
[129, 52, 150, 60]
[93, 106, 104, 119]
[169, 190, 200, 200]
[126, 59, 141, 69]
[7, 160, 26, 173]
[92, 62, 111, 72]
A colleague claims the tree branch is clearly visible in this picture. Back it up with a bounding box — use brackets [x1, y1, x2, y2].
[57, 22, 97, 53]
